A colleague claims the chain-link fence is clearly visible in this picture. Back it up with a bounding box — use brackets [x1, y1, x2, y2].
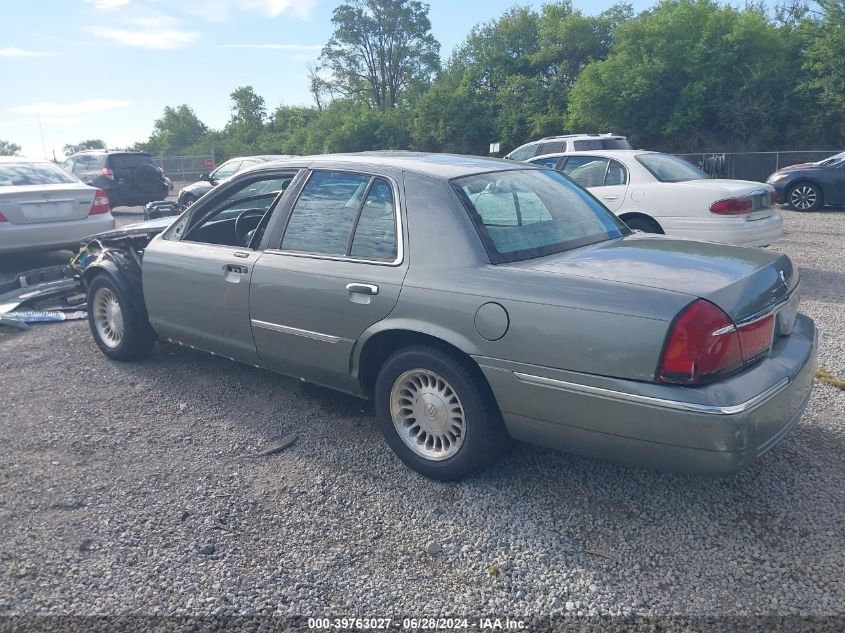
[675, 151, 839, 183]
[153, 154, 215, 186]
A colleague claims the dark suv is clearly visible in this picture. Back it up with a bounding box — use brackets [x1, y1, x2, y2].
[61, 150, 169, 208]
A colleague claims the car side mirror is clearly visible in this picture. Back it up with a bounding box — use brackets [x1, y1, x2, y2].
[200, 173, 210, 182]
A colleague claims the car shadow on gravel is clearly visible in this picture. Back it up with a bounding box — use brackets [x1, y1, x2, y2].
[796, 268, 845, 304]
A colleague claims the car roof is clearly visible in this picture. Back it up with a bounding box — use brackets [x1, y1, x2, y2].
[225, 154, 295, 163]
[259, 151, 538, 179]
[0, 156, 53, 163]
[530, 149, 652, 160]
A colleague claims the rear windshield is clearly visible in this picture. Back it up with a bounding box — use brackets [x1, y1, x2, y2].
[637, 153, 708, 182]
[452, 169, 630, 264]
[109, 153, 155, 169]
[573, 138, 632, 150]
[0, 162, 78, 187]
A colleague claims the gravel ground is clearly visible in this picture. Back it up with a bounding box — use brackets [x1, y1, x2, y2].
[0, 208, 843, 630]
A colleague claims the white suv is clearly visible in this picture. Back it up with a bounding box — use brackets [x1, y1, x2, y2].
[504, 134, 631, 161]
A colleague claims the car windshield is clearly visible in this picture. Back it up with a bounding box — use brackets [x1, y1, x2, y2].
[452, 169, 630, 264]
[818, 152, 845, 166]
[0, 162, 78, 187]
[636, 153, 708, 182]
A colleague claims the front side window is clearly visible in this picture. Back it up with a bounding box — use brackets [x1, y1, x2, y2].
[0, 162, 78, 186]
[562, 156, 610, 188]
[181, 174, 292, 247]
[529, 157, 560, 169]
[280, 171, 398, 262]
[452, 169, 629, 264]
[637, 153, 708, 182]
[540, 141, 566, 154]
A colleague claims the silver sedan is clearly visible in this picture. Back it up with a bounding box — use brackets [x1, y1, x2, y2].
[72, 152, 816, 480]
[0, 157, 114, 254]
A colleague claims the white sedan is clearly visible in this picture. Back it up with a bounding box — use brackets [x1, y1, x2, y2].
[0, 157, 114, 254]
[528, 150, 783, 247]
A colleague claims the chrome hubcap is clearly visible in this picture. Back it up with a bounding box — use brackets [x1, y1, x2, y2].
[790, 186, 817, 210]
[92, 287, 124, 348]
[390, 369, 466, 461]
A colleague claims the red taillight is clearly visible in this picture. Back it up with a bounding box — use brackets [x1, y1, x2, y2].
[657, 300, 743, 384]
[657, 300, 778, 384]
[770, 190, 778, 206]
[89, 189, 110, 215]
[736, 314, 775, 362]
[101, 167, 114, 180]
[0, 212, 7, 222]
[710, 196, 753, 215]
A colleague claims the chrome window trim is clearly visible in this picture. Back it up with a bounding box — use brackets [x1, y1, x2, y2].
[512, 372, 790, 416]
[270, 168, 405, 267]
[251, 319, 347, 344]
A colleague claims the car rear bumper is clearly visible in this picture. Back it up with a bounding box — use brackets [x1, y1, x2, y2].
[0, 214, 115, 253]
[475, 313, 817, 474]
[659, 212, 783, 247]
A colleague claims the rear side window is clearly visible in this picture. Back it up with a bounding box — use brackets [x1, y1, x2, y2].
[452, 169, 629, 263]
[606, 160, 628, 185]
[539, 141, 566, 154]
[280, 171, 398, 262]
[529, 157, 560, 169]
[109, 153, 155, 170]
[572, 138, 632, 151]
[0, 162, 78, 186]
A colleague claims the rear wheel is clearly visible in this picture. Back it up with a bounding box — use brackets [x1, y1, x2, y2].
[787, 183, 822, 211]
[374, 346, 507, 480]
[623, 215, 663, 234]
[87, 274, 155, 361]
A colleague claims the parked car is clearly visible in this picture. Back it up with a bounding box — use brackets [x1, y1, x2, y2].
[0, 157, 114, 254]
[504, 134, 632, 161]
[177, 155, 295, 207]
[528, 150, 783, 247]
[766, 151, 845, 211]
[61, 150, 168, 208]
[71, 152, 815, 480]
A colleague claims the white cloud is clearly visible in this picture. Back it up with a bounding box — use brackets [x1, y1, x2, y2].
[185, 0, 319, 21]
[9, 99, 130, 116]
[84, 0, 131, 8]
[0, 47, 54, 58]
[88, 17, 199, 49]
[38, 117, 83, 127]
[219, 44, 322, 52]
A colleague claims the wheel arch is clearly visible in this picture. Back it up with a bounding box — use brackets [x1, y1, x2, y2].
[618, 211, 664, 233]
[81, 257, 152, 330]
[353, 323, 486, 398]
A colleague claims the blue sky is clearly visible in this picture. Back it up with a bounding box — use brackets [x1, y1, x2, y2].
[2, 0, 660, 158]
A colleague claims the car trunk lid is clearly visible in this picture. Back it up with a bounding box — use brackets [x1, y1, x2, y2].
[507, 234, 797, 324]
[0, 185, 96, 224]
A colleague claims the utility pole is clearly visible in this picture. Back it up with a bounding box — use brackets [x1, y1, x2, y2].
[37, 112, 47, 159]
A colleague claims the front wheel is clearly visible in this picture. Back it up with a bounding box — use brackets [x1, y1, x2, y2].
[374, 346, 507, 480]
[87, 274, 155, 361]
[180, 193, 196, 207]
[787, 183, 822, 211]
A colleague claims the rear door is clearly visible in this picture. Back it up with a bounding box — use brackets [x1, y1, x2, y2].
[249, 169, 407, 390]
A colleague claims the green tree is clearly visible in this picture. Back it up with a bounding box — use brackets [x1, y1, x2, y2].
[321, 0, 440, 110]
[62, 139, 106, 154]
[568, 0, 801, 151]
[0, 140, 21, 156]
[804, 0, 845, 139]
[138, 105, 208, 155]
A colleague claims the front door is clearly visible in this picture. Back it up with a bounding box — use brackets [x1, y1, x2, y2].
[249, 170, 408, 391]
[142, 171, 297, 364]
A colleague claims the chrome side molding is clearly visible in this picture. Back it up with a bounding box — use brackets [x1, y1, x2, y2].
[251, 319, 343, 344]
[512, 372, 790, 416]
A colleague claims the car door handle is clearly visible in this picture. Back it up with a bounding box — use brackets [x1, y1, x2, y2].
[603, 195, 620, 201]
[346, 283, 379, 296]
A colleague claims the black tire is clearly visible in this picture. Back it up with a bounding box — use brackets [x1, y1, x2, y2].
[180, 193, 197, 207]
[86, 274, 155, 361]
[787, 182, 822, 211]
[623, 215, 664, 234]
[374, 346, 508, 480]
